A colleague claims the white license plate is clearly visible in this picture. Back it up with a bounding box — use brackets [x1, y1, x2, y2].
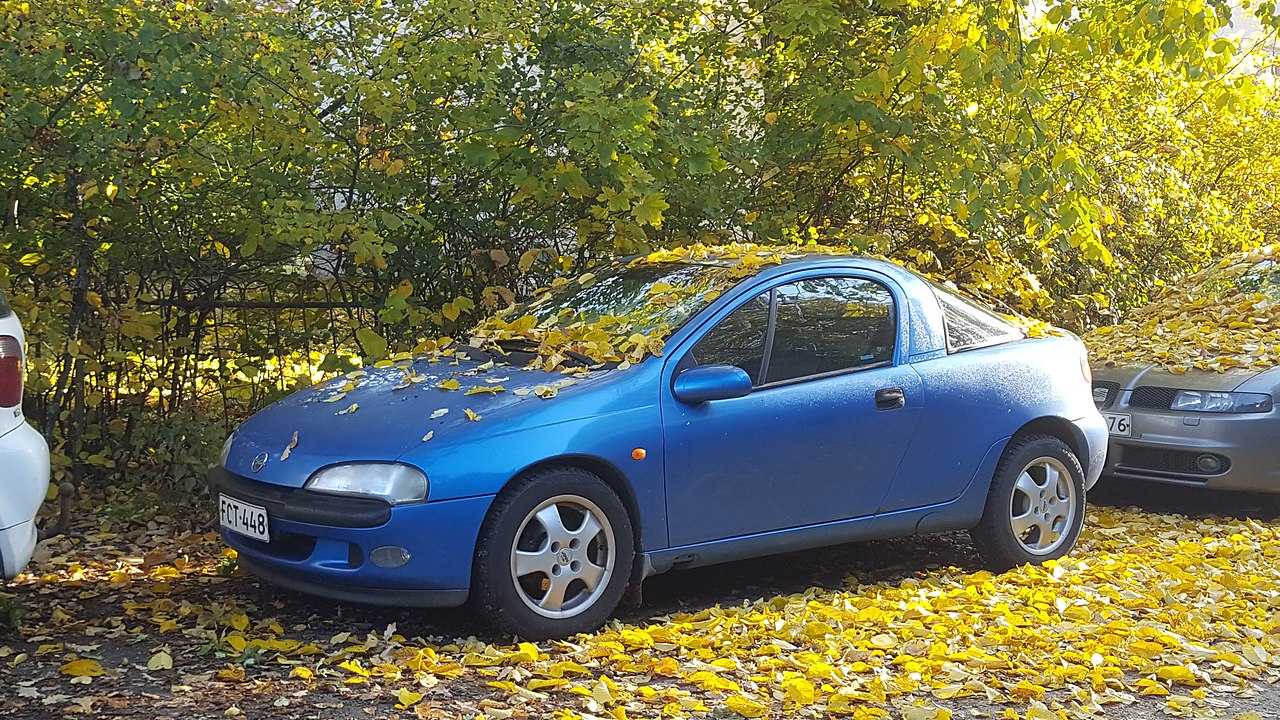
[219, 494, 270, 542]
[1103, 412, 1131, 437]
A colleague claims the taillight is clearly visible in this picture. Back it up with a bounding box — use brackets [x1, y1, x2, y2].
[0, 335, 22, 407]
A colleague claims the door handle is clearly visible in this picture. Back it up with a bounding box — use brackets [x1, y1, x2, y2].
[875, 387, 905, 410]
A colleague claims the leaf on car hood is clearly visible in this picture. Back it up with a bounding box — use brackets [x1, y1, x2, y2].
[280, 431, 298, 461]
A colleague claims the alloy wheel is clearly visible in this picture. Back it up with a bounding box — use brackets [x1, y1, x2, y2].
[509, 494, 616, 619]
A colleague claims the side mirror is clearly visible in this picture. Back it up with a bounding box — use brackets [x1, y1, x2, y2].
[672, 365, 753, 404]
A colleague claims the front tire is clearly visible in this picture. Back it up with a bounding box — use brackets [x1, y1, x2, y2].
[472, 467, 634, 639]
[970, 434, 1086, 571]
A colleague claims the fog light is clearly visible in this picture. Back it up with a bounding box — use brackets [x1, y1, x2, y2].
[1196, 454, 1222, 473]
[370, 546, 412, 568]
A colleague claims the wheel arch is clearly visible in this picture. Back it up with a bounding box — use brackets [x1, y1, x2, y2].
[508, 454, 644, 556]
[1012, 416, 1089, 476]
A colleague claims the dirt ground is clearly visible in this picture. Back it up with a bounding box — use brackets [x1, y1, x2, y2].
[3, 479, 1280, 719]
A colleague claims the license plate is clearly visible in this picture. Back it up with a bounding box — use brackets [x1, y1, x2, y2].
[219, 494, 270, 542]
[1103, 412, 1131, 437]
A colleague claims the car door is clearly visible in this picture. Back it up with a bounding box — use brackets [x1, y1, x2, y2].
[662, 272, 923, 547]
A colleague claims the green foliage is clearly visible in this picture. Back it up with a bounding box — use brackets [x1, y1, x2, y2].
[0, 0, 1278, 499]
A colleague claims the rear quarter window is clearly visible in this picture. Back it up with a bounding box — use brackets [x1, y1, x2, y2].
[0, 288, 10, 318]
[932, 287, 1023, 352]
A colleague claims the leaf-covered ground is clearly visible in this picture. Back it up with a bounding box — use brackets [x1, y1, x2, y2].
[3, 485, 1280, 720]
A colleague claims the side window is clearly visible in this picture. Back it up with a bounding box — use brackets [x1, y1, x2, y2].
[932, 289, 1022, 352]
[689, 292, 770, 381]
[764, 277, 895, 384]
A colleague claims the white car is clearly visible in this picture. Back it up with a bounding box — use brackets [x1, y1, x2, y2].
[0, 288, 50, 579]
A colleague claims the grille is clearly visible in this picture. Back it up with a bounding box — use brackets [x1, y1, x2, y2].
[1130, 385, 1180, 410]
[1119, 446, 1230, 476]
[1092, 381, 1120, 410]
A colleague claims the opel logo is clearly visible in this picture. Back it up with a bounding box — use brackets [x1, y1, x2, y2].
[251, 452, 269, 473]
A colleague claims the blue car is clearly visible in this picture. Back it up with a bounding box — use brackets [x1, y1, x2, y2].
[212, 246, 1106, 638]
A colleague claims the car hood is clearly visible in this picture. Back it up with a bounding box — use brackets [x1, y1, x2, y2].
[1092, 362, 1262, 391]
[222, 354, 602, 488]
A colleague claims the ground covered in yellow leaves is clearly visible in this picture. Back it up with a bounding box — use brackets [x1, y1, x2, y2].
[3, 485, 1280, 720]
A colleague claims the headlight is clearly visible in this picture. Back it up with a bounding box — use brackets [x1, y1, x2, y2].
[304, 463, 429, 504]
[219, 434, 235, 467]
[1170, 390, 1272, 414]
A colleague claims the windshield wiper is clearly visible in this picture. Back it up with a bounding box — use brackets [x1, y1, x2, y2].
[493, 338, 595, 368]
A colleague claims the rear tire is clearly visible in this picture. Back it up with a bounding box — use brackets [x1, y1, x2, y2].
[472, 467, 634, 639]
[970, 434, 1086, 571]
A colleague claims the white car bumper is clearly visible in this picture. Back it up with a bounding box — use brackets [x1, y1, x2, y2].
[0, 420, 50, 579]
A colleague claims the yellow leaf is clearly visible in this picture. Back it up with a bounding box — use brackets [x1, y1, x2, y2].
[509, 642, 540, 663]
[59, 659, 105, 677]
[725, 694, 768, 718]
[437, 379, 461, 391]
[546, 660, 591, 677]
[687, 670, 741, 693]
[464, 408, 482, 421]
[784, 677, 817, 705]
[339, 659, 369, 676]
[868, 633, 896, 649]
[396, 688, 423, 708]
[1155, 665, 1199, 684]
[216, 665, 246, 682]
[147, 651, 173, 670]
[336, 402, 359, 415]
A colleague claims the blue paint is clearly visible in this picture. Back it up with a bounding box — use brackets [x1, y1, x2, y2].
[213, 255, 1106, 608]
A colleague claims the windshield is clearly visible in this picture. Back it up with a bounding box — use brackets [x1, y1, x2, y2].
[469, 260, 733, 367]
[519, 261, 725, 335]
[1198, 258, 1280, 302]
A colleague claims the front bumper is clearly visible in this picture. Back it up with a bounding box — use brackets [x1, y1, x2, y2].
[1100, 406, 1280, 493]
[208, 468, 493, 607]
